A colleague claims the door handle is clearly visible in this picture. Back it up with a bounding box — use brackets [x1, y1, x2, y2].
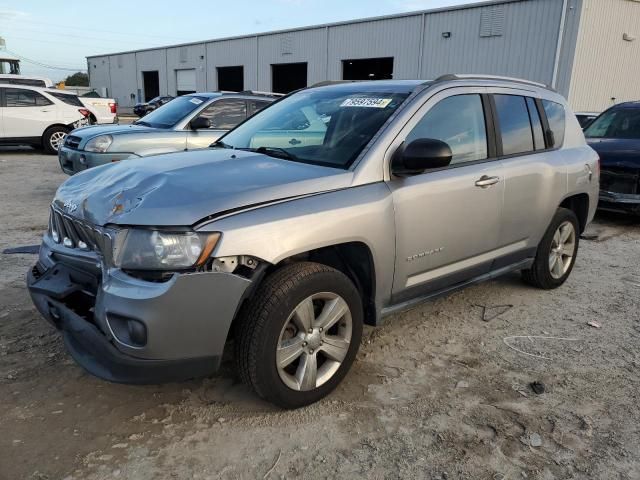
[475, 175, 500, 188]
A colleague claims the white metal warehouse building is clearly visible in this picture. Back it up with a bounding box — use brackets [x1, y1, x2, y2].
[87, 0, 640, 113]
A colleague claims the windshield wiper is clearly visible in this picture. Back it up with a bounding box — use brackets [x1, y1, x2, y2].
[210, 140, 233, 149]
[254, 146, 298, 161]
[134, 120, 152, 127]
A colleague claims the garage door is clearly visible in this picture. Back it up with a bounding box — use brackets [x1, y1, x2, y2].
[176, 69, 196, 95]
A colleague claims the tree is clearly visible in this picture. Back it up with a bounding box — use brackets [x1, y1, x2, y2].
[64, 72, 89, 86]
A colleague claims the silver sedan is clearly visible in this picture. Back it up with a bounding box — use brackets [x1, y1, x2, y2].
[58, 92, 278, 175]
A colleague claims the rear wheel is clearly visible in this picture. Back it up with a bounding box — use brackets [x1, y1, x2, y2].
[42, 126, 69, 154]
[522, 208, 579, 289]
[235, 262, 363, 409]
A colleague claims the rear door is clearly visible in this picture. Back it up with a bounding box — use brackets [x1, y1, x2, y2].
[2, 87, 57, 138]
[186, 98, 247, 149]
[489, 89, 568, 258]
[388, 88, 505, 303]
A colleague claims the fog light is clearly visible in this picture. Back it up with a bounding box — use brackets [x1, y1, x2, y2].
[79, 154, 87, 165]
[63, 237, 73, 248]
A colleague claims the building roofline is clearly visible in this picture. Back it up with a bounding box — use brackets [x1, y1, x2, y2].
[86, 0, 526, 59]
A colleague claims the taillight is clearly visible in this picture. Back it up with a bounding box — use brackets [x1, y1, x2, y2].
[78, 108, 90, 118]
[109, 102, 117, 114]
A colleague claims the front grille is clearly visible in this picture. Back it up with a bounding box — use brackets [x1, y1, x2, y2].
[600, 167, 640, 195]
[49, 207, 109, 254]
[64, 135, 82, 150]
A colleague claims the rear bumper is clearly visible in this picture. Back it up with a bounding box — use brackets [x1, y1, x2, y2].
[27, 236, 253, 383]
[58, 145, 137, 175]
[599, 190, 640, 214]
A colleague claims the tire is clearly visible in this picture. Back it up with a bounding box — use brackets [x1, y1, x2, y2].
[522, 207, 580, 289]
[235, 262, 363, 409]
[42, 126, 69, 155]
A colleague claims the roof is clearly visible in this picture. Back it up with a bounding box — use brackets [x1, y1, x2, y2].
[87, 0, 526, 59]
[0, 52, 20, 61]
[184, 91, 281, 100]
[309, 80, 428, 94]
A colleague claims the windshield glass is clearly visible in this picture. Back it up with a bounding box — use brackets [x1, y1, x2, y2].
[218, 88, 410, 169]
[585, 108, 640, 139]
[136, 95, 209, 128]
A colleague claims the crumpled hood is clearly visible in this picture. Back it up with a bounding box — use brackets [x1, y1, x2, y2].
[587, 138, 640, 169]
[71, 123, 158, 139]
[53, 149, 353, 227]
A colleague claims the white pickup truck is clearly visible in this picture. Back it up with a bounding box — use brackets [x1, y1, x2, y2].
[0, 74, 117, 124]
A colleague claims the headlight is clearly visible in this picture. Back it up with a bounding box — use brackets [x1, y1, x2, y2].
[84, 135, 113, 153]
[112, 229, 221, 270]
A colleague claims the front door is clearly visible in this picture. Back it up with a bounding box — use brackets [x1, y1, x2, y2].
[186, 98, 247, 149]
[388, 91, 504, 303]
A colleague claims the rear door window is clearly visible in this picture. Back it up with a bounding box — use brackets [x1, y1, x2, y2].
[199, 99, 247, 129]
[494, 95, 534, 156]
[541, 100, 566, 148]
[5, 88, 53, 107]
[526, 97, 545, 150]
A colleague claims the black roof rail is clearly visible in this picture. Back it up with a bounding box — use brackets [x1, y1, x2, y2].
[434, 74, 554, 91]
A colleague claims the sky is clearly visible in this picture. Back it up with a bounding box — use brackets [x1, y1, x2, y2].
[0, 0, 476, 81]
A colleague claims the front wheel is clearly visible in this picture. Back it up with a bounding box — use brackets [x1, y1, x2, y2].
[235, 262, 363, 409]
[42, 126, 69, 154]
[522, 207, 580, 289]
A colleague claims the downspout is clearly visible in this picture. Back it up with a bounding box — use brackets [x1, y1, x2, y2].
[551, 0, 569, 88]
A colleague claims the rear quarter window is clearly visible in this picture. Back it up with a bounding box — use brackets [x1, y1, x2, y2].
[542, 100, 566, 148]
[47, 91, 84, 107]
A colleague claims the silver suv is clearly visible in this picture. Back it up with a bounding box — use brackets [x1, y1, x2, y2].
[28, 76, 599, 408]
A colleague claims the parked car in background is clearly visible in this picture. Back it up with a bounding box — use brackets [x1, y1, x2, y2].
[575, 112, 599, 129]
[29, 76, 598, 408]
[58, 91, 280, 175]
[0, 84, 90, 153]
[0, 75, 117, 124]
[585, 101, 640, 215]
[77, 91, 118, 124]
[133, 95, 174, 117]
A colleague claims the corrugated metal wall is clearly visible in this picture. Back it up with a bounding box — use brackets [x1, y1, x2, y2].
[421, 0, 563, 83]
[89, 0, 580, 109]
[568, 0, 640, 112]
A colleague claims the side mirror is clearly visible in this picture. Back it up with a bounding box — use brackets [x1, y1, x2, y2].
[392, 138, 453, 175]
[190, 116, 211, 130]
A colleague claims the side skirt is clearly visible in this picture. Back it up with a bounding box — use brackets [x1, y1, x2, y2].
[380, 258, 534, 320]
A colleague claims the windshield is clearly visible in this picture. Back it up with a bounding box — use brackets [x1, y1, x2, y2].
[218, 88, 410, 169]
[135, 95, 209, 128]
[585, 108, 640, 139]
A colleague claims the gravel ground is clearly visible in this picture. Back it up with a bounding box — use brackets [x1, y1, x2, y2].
[0, 149, 639, 480]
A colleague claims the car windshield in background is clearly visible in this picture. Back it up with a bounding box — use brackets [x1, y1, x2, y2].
[218, 89, 410, 169]
[135, 95, 209, 128]
[585, 108, 640, 139]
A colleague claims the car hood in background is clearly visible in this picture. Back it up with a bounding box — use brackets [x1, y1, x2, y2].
[53, 149, 353, 227]
[71, 124, 160, 139]
[587, 138, 640, 169]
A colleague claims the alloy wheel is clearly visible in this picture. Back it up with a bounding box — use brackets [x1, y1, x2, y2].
[50, 131, 66, 151]
[276, 292, 352, 391]
[548, 220, 576, 279]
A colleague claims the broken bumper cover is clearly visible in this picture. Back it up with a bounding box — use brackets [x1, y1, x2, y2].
[27, 238, 252, 384]
[598, 190, 640, 214]
[58, 145, 138, 175]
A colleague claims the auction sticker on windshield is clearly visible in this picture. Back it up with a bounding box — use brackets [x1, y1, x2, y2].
[341, 97, 393, 108]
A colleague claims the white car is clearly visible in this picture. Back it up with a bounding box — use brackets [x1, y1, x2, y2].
[0, 83, 90, 154]
[0, 74, 117, 124]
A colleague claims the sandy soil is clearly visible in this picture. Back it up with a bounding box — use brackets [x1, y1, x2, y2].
[1, 149, 639, 480]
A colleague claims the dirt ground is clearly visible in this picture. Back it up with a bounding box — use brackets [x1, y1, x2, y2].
[1, 149, 639, 480]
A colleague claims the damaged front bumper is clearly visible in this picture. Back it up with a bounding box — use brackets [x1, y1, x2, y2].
[27, 235, 253, 384]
